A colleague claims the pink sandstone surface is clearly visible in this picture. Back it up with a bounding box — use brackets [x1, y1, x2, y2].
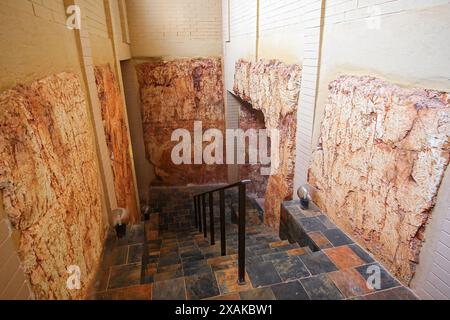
[136, 57, 227, 185]
[0, 73, 105, 299]
[309, 75, 450, 284]
[239, 101, 269, 198]
[94, 64, 139, 223]
[233, 59, 302, 230]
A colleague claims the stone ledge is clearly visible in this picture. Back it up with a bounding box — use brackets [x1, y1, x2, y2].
[280, 199, 372, 254]
[279, 200, 414, 284]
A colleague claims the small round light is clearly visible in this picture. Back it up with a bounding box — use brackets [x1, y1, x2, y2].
[297, 184, 312, 201]
[298, 184, 315, 209]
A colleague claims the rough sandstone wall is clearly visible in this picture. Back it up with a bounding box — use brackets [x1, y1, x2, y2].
[239, 101, 269, 198]
[233, 59, 302, 229]
[309, 75, 450, 284]
[136, 58, 227, 185]
[0, 73, 105, 299]
[94, 64, 139, 223]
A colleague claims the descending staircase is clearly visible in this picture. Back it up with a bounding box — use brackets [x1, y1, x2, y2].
[92, 184, 418, 300]
[140, 185, 312, 300]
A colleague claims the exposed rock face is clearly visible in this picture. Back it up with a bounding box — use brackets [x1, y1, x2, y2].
[309, 75, 450, 284]
[233, 59, 302, 229]
[0, 73, 105, 299]
[94, 64, 139, 223]
[239, 101, 269, 198]
[136, 58, 227, 185]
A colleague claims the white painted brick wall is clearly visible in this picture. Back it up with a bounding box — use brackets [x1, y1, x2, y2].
[229, 0, 256, 38]
[422, 225, 450, 298]
[259, 0, 304, 32]
[82, 0, 109, 38]
[293, 0, 324, 188]
[323, 0, 449, 25]
[126, 0, 222, 56]
[4, 0, 67, 25]
[413, 170, 450, 299]
[226, 92, 241, 181]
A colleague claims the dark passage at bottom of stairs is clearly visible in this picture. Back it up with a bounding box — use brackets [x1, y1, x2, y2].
[89, 185, 417, 300]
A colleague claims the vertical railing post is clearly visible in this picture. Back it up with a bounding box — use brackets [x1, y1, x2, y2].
[209, 192, 215, 245]
[238, 183, 246, 284]
[197, 197, 201, 231]
[219, 189, 226, 256]
[198, 196, 203, 233]
[202, 194, 207, 238]
[194, 196, 198, 228]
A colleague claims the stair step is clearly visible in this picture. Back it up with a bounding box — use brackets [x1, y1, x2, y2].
[268, 240, 290, 248]
[206, 254, 238, 265]
[141, 186, 315, 293]
[261, 251, 289, 262]
[272, 243, 300, 252]
[285, 247, 311, 256]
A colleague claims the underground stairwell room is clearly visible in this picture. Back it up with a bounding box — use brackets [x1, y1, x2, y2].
[0, 0, 450, 307]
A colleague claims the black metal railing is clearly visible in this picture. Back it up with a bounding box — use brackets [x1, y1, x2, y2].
[193, 180, 251, 285]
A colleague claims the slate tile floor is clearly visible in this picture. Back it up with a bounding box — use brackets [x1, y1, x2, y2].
[90, 188, 418, 300]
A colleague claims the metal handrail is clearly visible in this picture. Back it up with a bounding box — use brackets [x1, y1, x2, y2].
[193, 179, 251, 285]
[194, 179, 251, 197]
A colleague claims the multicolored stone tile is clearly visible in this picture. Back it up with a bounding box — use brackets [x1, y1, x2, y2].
[323, 245, 365, 269]
[105, 246, 128, 267]
[348, 244, 375, 264]
[273, 257, 310, 281]
[160, 246, 179, 254]
[361, 286, 418, 300]
[205, 293, 241, 300]
[300, 274, 344, 300]
[146, 230, 159, 241]
[299, 252, 338, 275]
[108, 263, 142, 290]
[114, 284, 153, 300]
[92, 267, 110, 292]
[308, 231, 333, 249]
[215, 267, 252, 294]
[316, 215, 336, 229]
[211, 259, 238, 272]
[183, 264, 214, 277]
[299, 217, 328, 233]
[185, 271, 221, 300]
[262, 251, 289, 262]
[207, 254, 237, 265]
[152, 278, 186, 300]
[127, 244, 143, 264]
[327, 268, 374, 298]
[158, 252, 181, 266]
[322, 228, 354, 246]
[179, 240, 195, 247]
[298, 204, 322, 218]
[180, 249, 203, 260]
[94, 290, 116, 300]
[118, 224, 145, 246]
[239, 287, 276, 300]
[247, 261, 282, 287]
[269, 240, 290, 248]
[271, 281, 310, 300]
[154, 269, 184, 282]
[286, 247, 309, 256]
[355, 263, 400, 291]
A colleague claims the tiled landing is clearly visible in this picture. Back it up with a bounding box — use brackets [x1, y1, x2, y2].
[88, 224, 148, 299]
